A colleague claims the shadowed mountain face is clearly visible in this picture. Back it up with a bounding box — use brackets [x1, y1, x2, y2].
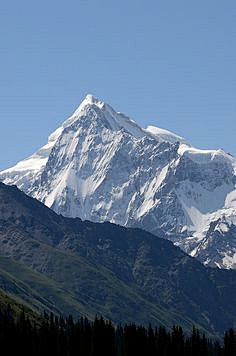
[1, 95, 236, 269]
[1, 182, 236, 335]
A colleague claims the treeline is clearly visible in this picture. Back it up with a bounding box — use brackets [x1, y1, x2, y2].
[0, 307, 236, 356]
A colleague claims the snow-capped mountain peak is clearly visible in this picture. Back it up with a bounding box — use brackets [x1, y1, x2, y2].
[1, 95, 236, 269]
[73, 94, 106, 115]
[61, 94, 147, 140]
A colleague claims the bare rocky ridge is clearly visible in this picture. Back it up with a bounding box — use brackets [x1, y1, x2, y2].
[1, 182, 236, 334]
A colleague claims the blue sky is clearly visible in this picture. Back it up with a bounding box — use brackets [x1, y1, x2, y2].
[0, 0, 235, 170]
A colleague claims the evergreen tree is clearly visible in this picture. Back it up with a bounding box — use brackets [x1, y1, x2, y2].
[0, 303, 232, 356]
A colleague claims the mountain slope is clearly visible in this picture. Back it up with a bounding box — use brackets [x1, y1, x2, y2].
[1, 182, 236, 334]
[0, 183, 200, 331]
[0, 285, 42, 324]
[0, 255, 95, 319]
[1, 95, 236, 268]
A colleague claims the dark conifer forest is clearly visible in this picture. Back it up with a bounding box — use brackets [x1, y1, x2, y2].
[1, 307, 236, 356]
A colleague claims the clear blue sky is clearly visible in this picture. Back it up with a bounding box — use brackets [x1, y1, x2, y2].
[0, 0, 235, 170]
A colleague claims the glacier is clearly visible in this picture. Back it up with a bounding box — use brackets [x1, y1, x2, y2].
[1, 94, 236, 269]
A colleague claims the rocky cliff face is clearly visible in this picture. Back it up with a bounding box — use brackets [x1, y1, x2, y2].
[2, 181, 236, 334]
[1, 95, 236, 268]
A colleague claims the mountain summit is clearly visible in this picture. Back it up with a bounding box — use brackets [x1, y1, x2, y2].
[1, 95, 236, 269]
